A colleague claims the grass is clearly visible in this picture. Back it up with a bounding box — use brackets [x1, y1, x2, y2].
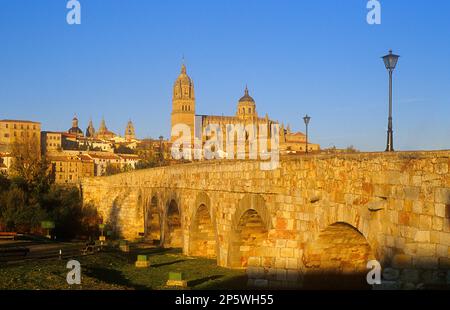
[0, 246, 247, 290]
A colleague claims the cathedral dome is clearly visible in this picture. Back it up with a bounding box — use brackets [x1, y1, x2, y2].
[239, 86, 255, 103]
[175, 64, 193, 85]
[236, 87, 257, 119]
[173, 64, 195, 100]
[68, 116, 84, 136]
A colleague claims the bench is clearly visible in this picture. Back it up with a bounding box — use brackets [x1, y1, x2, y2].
[0, 232, 17, 240]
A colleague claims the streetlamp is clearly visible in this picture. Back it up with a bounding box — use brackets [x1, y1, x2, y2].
[303, 115, 311, 154]
[382, 50, 400, 152]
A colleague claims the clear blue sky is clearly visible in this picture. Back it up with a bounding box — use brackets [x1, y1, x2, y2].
[0, 0, 449, 151]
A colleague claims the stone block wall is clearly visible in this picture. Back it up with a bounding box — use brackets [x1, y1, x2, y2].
[82, 151, 450, 288]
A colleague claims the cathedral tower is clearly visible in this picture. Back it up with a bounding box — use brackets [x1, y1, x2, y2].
[86, 119, 95, 138]
[171, 64, 196, 144]
[236, 86, 257, 121]
[125, 120, 136, 141]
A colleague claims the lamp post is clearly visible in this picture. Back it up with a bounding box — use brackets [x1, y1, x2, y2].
[303, 115, 311, 154]
[382, 50, 400, 152]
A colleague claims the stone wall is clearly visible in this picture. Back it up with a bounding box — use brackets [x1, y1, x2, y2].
[81, 151, 450, 288]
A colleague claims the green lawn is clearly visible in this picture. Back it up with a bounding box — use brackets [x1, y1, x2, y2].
[0, 247, 247, 290]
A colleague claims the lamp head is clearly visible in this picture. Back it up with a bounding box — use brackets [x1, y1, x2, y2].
[303, 115, 311, 126]
[382, 50, 400, 71]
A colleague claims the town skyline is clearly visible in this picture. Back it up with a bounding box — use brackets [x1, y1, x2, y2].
[1, 1, 450, 151]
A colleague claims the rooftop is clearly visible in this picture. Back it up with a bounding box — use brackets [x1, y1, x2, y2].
[0, 119, 41, 124]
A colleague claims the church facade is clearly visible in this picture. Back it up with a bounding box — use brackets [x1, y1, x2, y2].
[170, 64, 320, 157]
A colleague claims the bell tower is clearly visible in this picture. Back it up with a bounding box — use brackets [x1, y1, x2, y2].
[171, 64, 196, 144]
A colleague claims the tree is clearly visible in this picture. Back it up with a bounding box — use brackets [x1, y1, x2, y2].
[105, 163, 122, 176]
[10, 134, 52, 193]
[0, 185, 47, 233]
[115, 145, 135, 154]
[346, 145, 359, 153]
[0, 138, 100, 238]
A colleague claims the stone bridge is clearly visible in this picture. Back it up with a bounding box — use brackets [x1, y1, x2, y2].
[81, 151, 450, 288]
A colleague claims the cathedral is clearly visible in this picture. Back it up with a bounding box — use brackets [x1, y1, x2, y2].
[67, 117, 136, 141]
[170, 64, 320, 156]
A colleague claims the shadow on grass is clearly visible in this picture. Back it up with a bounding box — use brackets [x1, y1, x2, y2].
[197, 274, 249, 290]
[84, 267, 150, 290]
[187, 275, 224, 287]
[302, 272, 371, 290]
[151, 259, 187, 268]
[134, 247, 179, 256]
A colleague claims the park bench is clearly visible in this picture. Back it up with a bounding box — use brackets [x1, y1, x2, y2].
[0, 232, 17, 240]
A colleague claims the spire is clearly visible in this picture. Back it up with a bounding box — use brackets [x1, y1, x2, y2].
[86, 118, 95, 138]
[181, 63, 186, 74]
[238, 85, 255, 103]
[99, 118, 107, 132]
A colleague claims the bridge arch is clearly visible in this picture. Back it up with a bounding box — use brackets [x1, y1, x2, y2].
[189, 192, 218, 258]
[164, 198, 183, 248]
[228, 194, 270, 268]
[302, 222, 375, 289]
[145, 195, 161, 244]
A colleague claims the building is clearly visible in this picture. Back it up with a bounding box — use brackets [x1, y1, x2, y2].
[41, 131, 63, 154]
[280, 126, 320, 154]
[125, 120, 136, 141]
[96, 118, 116, 140]
[67, 116, 84, 137]
[87, 152, 122, 176]
[117, 154, 140, 169]
[0, 152, 12, 175]
[0, 119, 41, 153]
[47, 154, 95, 184]
[170, 65, 319, 158]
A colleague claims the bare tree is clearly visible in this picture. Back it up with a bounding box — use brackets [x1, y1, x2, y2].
[10, 134, 50, 186]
